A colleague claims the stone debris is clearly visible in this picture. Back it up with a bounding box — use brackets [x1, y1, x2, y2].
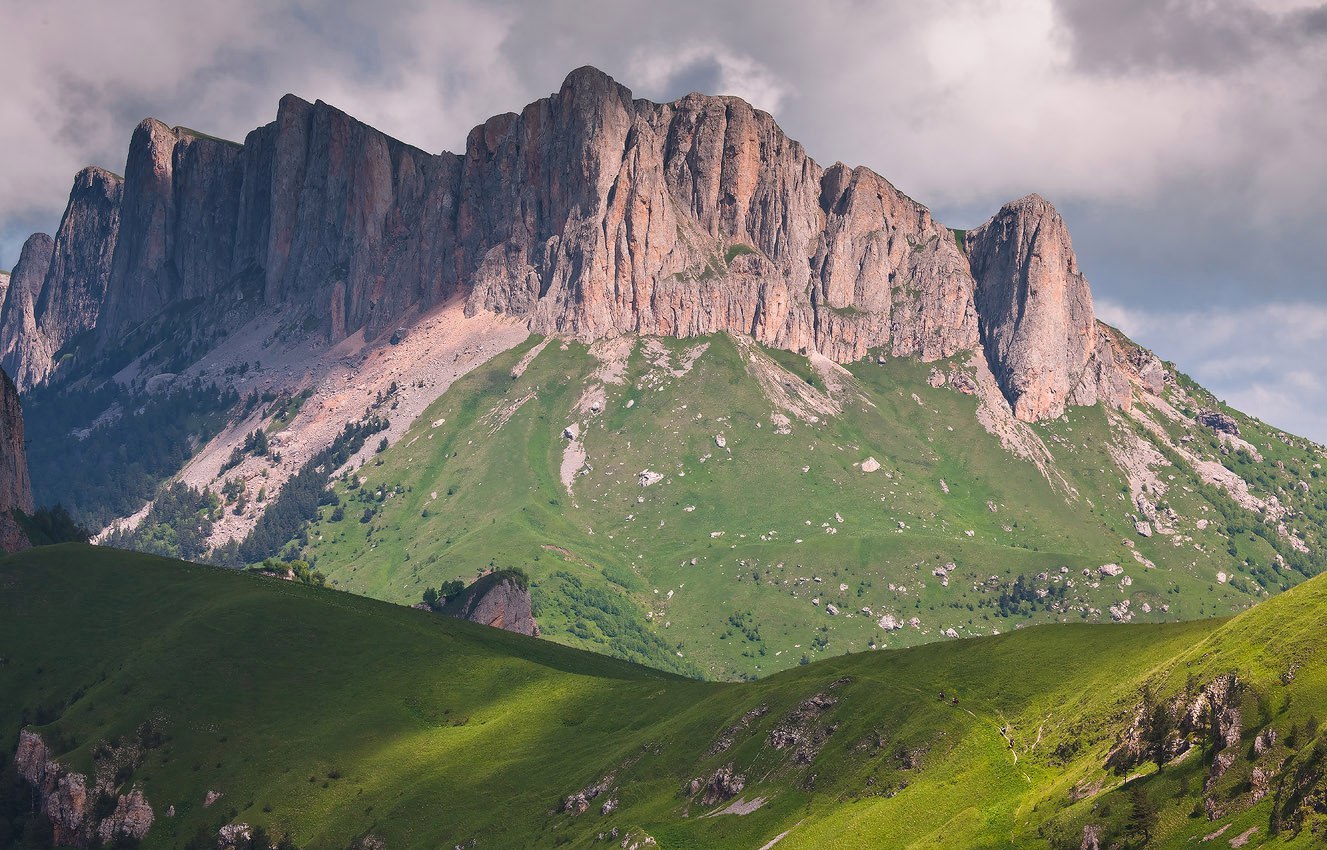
[1196, 409, 1240, 436]
[697, 765, 746, 806]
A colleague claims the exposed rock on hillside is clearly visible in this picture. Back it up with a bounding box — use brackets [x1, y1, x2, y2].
[441, 570, 538, 636]
[14, 729, 155, 846]
[967, 195, 1125, 421]
[0, 366, 32, 552]
[1197, 409, 1240, 436]
[3, 66, 1130, 423]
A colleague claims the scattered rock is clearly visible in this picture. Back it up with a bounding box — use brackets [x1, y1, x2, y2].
[217, 823, 253, 850]
[1196, 409, 1240, 436]
[96, 788, 154, 844]
[949, 371, 978, 394]
[638, 470, 664, 487]
[860, 457, 881, 473]
[927, 368, 947, 388]
[698, 765, 746, 806]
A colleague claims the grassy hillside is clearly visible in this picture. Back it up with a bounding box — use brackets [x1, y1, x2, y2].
[297, 334, 1325, 679]
[3, 545, 1327, 849]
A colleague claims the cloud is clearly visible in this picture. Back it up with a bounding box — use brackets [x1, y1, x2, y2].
[1052, 0, 1327, 75]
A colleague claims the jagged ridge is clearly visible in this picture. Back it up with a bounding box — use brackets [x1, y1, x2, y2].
[1, 66, 1134, 422]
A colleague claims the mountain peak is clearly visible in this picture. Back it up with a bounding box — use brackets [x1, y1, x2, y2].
[559, 64, 623, 94]
[5, 65, 1132, 425]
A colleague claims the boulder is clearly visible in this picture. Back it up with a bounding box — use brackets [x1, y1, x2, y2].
[1196, 409, 1240, 436]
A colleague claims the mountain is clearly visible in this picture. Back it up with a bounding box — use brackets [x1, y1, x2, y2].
[0, 367, 32, 552]
[4, 544, 1327, 849]
[0, 65, 1124, 416]
[1, 67, 1323, 679]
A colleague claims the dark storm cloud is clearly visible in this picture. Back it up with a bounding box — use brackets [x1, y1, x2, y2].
[1053, 0, 1327, 74]
[2, 0, 1325, 439]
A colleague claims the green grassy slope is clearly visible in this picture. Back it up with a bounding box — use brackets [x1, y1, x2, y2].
[299, 334, 1324, 679]
[4, 545, 1327, 849]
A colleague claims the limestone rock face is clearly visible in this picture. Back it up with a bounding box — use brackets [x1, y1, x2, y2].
[14, 729, 155, 845]
[444, 572, 538, 636]
[28, 167, 124, 388]
[0, 168, 123, 390]
[812, 165, 978, 361]
[0, 233, 54, 385]
[8, 66, 1138, 423]
[97, 120, 246, 339]
[0, 367, 33, 543]
[967, 194, 1105, 421]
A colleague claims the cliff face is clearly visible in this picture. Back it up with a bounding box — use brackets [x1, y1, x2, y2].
[460, 71, 979, 363]
[0, 366, 33, 552]
[966, 194, 1101, 422]
[2, 66, 1131, 421]
[37, 167, 124, 381]
[443, 572, 538, 636]
[0, 234, 55, 391]
[0, 168, 122, 389]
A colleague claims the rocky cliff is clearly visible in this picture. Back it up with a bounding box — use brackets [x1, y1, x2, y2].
[0, 167, 122, 389]
[15, 729, 155, 846]
[0, 66, 1131, 421]
[966, 195, 1130, 421]
[441, 570, 538, 636]
[0, 368, 34, 554]
[0, 233, 54, 387]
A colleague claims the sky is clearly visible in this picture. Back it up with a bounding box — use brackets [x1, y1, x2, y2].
[2, 0, 1325, 440]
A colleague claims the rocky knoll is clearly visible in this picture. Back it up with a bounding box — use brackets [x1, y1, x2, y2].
[1, 66, 1132, 422]
[0, 365, 32, 552]
[441, 570, 539, 636]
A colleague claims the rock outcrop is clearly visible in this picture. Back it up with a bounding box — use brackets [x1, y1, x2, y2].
[36, 167, 124, 382]
[4, 66, 1133, 421]
[0, 167, 123, 389]
[0, 366, 33, 552]
[14, 729, 154, 846]
[0, 233, 54, 386]
[442, 570, 538, 636]
[967, 194, 1120, 421]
